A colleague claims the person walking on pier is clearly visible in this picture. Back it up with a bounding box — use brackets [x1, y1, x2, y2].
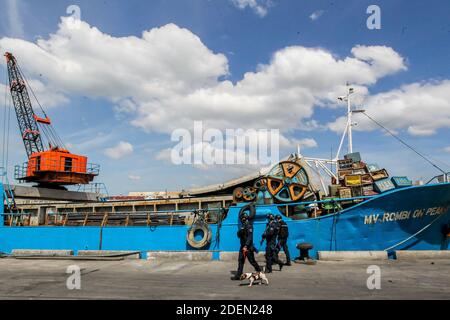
[232, 205, 262, 280]
[276, 215, 291, 266]
[261, 214, 284, 273]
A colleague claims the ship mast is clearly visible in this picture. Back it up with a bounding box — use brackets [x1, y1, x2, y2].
[346, 85, 354, 153]
[334, 84, 364, 160]
[298, 85, 364, 194]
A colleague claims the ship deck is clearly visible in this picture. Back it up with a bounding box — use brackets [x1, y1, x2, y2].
[8, 195, 233, 227]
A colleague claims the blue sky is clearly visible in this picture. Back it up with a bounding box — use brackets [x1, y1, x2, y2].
[0, 0, 449, 194]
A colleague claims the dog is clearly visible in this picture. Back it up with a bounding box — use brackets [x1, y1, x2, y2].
[239, 272, 269, 287]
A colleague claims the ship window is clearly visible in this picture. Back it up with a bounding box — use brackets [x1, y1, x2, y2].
[36, 156, 41, 171]
[64, 157, 73, 172]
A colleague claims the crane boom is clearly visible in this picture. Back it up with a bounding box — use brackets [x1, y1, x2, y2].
[5, 52, 44, 158]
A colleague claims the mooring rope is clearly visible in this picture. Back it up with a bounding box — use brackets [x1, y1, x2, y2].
[383, 213, 446, 252]
[362, 112, 448, 175]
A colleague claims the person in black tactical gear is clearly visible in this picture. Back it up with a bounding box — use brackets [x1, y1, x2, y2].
[232, 204, 262, 280]
[276, 214, 291, 266]
[261, 214, 283, 273]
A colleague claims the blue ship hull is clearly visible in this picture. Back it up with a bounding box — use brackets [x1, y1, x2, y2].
[1, 183, 449, 258]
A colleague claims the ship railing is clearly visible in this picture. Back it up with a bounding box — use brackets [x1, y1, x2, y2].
[1, 166, 18, 214]
[426, 172, 449, 185]
[256, 195, 377, 218]
[1, 208, 226, 227]
[73, 182, 109, 195]
[1, 195, 378, 227]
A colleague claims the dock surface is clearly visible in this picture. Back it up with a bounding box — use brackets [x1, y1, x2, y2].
[0, 258, 448, 300]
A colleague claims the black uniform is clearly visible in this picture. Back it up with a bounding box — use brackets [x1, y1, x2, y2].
[277, 219, 291, 265]
[261, 219, 283, 273]
[234, 218, 261, 279]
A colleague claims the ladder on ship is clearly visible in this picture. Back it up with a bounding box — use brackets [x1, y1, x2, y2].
[1, 167, 19, 224]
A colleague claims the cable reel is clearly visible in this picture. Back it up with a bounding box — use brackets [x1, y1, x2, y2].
[266, 161, 309, 203]
[232, 161, 310, 204]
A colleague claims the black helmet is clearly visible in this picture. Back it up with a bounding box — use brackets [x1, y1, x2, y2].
[240, 214, 248, 222]
[266, 214, 274, 220]
[275, 215, 282, 220]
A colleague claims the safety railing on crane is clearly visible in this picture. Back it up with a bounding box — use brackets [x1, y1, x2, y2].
[14, 159, 100, 180]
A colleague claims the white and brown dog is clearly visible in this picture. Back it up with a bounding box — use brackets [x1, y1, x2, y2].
[239, 272, 269, 287]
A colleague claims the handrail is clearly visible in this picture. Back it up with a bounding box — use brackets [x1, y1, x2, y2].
[426, 172, 449, 185]
[0, 207, 227, 217]
[251, 195, 375, 209]
[1, 167, 18, 213]
[14, 159, 100, 180]
[0, 195, 373, 218]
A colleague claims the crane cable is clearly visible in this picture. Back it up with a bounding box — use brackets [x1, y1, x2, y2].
[2, 67, 12, 184]
[361, 112, 448, 175]
[2, 68, 7, 183]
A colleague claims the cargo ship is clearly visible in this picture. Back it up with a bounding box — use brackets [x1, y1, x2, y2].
[1, 54, 449, 258]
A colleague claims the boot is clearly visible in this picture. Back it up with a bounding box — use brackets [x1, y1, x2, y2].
[279, 263, 284, 271]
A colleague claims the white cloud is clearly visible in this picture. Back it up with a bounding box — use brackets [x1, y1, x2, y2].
[328, 80, 450, 136]
[132, 45, 405, 134]
[6, 0, 24, 38]
[0, 75, 68, 110]
[284, 138, 318, 149]
[231, 0, 272, 17]
[310, 10, 324, 21]
[104, 141, 134, 159]
[444, 146, 450, 153]
[155, 131, 317, 168]
[0, 18, 411, 141]
[128, 174, 141, 181]
[114, 98, 138, 114]
[25, 79, 69, 108]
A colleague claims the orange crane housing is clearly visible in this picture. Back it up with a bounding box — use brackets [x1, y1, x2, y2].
[5, 52, 99, 187]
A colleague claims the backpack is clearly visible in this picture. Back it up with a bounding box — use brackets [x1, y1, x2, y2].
[279, 221, 289, 238]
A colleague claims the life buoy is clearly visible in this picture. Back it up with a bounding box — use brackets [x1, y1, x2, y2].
[187, 223, 212, 249]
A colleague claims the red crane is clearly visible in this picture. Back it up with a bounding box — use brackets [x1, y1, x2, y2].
[4, 52, 99, 188]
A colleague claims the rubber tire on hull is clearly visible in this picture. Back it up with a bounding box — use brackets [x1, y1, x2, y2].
[239, 203, 256, 220]
[187, 224, 212, 249]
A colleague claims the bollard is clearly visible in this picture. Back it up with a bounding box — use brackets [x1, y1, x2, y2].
[295, 243, 315, 264]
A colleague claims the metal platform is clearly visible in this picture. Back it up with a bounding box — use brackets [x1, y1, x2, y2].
[3, 184, 103, 202]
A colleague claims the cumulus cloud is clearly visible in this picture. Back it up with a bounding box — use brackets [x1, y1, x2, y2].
[231, 0, 272, 17]
[0, 18, 413, 142]
[132, 44, 406, 134]
[328, 80, 450, 136]
[155, 130, 317, 168]
[25, 79, 69, 108]
[104, 141, 134, 159]
[285, 138, 318, 149]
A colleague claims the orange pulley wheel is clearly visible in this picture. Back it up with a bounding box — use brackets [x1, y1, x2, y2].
[266, 161, 309, 203]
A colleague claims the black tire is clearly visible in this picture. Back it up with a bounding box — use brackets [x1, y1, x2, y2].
[239, 203, 256, 220]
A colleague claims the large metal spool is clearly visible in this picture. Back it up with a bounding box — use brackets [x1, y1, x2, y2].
[233, 160, 310, 204]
